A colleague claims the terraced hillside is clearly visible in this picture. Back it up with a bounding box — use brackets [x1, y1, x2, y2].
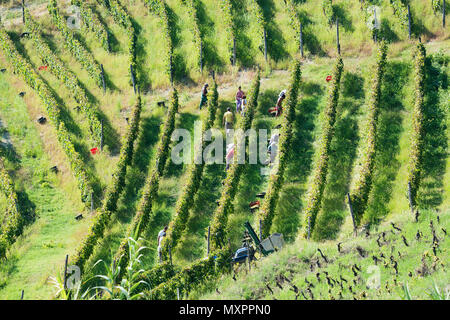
[0, 0, 448, 300]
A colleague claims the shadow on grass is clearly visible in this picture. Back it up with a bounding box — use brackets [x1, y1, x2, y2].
[313, 72, 364, 240]
[364, 61, 411, 225]
[417, 55, 448, 208]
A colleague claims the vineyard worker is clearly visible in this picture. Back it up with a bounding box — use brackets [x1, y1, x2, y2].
[226, 143, 235, 170]
[223, 108, 234, 131]
[199, 83, 209, 110]
[268, 132, 279, 164]
[241, 95, 247, 116]
[275, 89, 287, 117]
[157, 225, 168, 262]
[236, 86, 245, 113]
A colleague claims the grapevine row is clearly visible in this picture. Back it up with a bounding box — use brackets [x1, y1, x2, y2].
[145, 0, 174, 80]
[284, 0, 301, 53]
[0, 27, 93, 203]
[407, 43, 426, 208]
[209, 73, 261, 252]
[24, 10, 102, 144]
[71, 0, 110, 52]
[257, 61, 302, 238]
[322, 0, 334, 26]
[71, 96, 143, 272]
[389, 0, 409, 28]
[301, 56, 344, 237]
[48, 0, 103, 87]
[114, 90, 179, 275]
[161, 80, 219, 255]
[0, 160, 24, 259]
[349, 41, 388, 225]
[218, 0, 235, 64]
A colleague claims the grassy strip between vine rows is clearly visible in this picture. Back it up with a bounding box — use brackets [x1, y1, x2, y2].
[349, 41, 388, 226]
[71, 0, 110, 52]
[70, 96, 142, 272]
[114, 89, 179, 276]
[24, 9, 102, 144]
[143, 246, 233, 300]
[258, 60, 302, 238]
[407, 43, 426, 208]
[160, 80, 219, 255]
[209, 72, 261, 252]
[145, 0, 173, 81]
[219, 0, 235, 64]
[248, 0, 266, 53]
[183, 0, 203, 70]
[301, 56, 344, 237]
[0, 26, 94, 204]
[48, 0, 103, 87]
[0, 159, 25, 259]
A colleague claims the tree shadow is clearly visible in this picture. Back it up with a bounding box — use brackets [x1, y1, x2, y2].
[196, 0, 225, 71]
[297, 11, 326, 57]
[313, 72, 364, 240]
[272, 82, 323, 240]
[417, 55, 448, 208]
[364, 61, 411, 225]
[332, 3, 354, 32]
[258, 0, 290, 62]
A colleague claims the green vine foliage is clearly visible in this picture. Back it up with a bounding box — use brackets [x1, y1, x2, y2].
[350, 41, 388, 225]
[322, 0, 335, 26]
[24, 9, 102, 144]
[219, 0, 235, 64]
[0, 26, 93, 204]
[161, 81, 218, 255]
[407, 43, 426, 208]
[145, 0, 174, 80]
[302, 56, 344, 237]
[257, 61, 302, 238]
[70, 97, 142, 272]
[71, 0, 110, 52]
[182, 0, 203, 70]
[114, 90, 179, 276]
[0, 160, 25, 260]
[285, 0, 302, 46]
[133, 262, 178, 293]
[143, 247, 232, 300]
[48, 0, 103, 87]
[389, 0, 409, 28]
[432, 0, 443, 13]
[209, 73, 261, 252]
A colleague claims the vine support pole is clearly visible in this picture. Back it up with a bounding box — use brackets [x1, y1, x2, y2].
[373, 7, 378, 43]
[263, 29, 268, 62]
[90, 192, 94, 212]
[100, 120, 104, 151]
[20, 290, 24, 300]
[101, 64, 106, 94]
[130, 64, 136, 94]
[233, 37, 237, 66]
[347, 193, 357, 236]
[200, 39, 203, 73]
[407, 182, 414, 216]
[336, 17, 341, 55]
[207, 226, 211, 257]
[22, 0, 25, 24]
[169, 245, 172, 266]
[444, 0, 446, 28]
[63, 254, 68, 291]
[307, 217, 311, 240]
[300, 23, 304, 58]
[408, 4, 412, 40]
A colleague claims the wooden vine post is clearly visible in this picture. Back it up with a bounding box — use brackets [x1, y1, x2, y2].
[207, 226, 211, 257]
[336, 17, 341, 55]
[100, 120, 104, 151]
[307, 216, 311, 239]
[63, 254, 69, 290]
[130, 64, 136, 94]
[264, 29, 268, 62]
[100, 64, 106, 94]
[233, 37, 237, 66]
[408, 4, 412, 40]
[200, 39, 203, 73]
[347, 193, 357, 236]
[444, 0, 446, 28]
[20, 290, 24, 300]
[22, 0, 25, 24]
[300, 23, 304, 58]
[407, 182, 414, 216]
